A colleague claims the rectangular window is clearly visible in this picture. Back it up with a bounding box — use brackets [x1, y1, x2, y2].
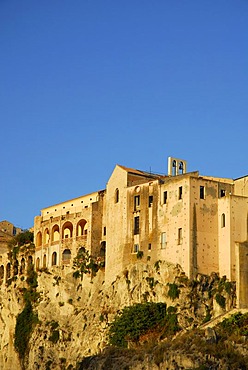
[178, 228, 183, 245]
[179, 186, 183, 200]
[161, 232, 166, 249]
[134, 195, 140, 211]
[133, 244, 139, 253]
[134, 216, 140, 234]
[200, 186, 205, 199]
[148, 243, 152, 251]
[103, 227, 106, 236]
[220, 189, 226, 197]
[148, 195, 153, 207]
[163, 191, 167, 204]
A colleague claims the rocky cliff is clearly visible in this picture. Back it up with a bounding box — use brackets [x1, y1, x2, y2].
[0, 260, 241, 370]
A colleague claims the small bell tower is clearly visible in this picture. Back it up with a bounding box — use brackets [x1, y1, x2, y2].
[168, 157, 187, 176]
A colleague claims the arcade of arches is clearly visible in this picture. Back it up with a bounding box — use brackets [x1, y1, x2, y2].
[36, 219, 87, 246]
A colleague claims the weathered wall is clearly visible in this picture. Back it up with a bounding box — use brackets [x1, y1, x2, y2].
[0, 261, 236, 370]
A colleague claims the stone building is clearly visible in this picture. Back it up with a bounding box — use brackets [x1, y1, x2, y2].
[33, 157, 248, 307]
[0, 220, 23, 252]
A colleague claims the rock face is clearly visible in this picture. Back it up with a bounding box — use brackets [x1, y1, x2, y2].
[0, 261, 236, 370]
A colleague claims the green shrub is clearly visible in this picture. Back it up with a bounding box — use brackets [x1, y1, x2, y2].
[215, 293, 226, 309]
[26, 265, 38, 290]
[49, 330, 59, 343]
[14, 301, 38, 360]
[109, 302, 179, 347]
[137, 250, 144, 259]
[167, 283, 180, 301]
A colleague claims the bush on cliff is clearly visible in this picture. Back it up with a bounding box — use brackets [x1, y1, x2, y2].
[108, 302, 180, 348]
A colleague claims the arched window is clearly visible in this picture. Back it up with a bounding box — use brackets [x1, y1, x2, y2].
[36, 258, 40, 271]
[78, 246, 86, 254]
[62, 249, 71, 262]
[0, 265, 4, 285]
[115, 188, 119, 203]
[28, 256, 33, 266]
[221, 213, 226, 228]
[52, 252, 57, 266]
[44, 228, 49, 244]
[62, 222, 73, 239]
[36, 231, 42, 247]
[52, 225, 60, 242]
[76, 219, 87, 236]
[6, 263, 11, 281]
[13, 260, 18, 276]
[20, 258, 25, 275]
[43, 254, 47, 268]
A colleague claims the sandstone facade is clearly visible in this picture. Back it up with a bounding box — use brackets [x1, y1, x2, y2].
[33, 157, 248, 307]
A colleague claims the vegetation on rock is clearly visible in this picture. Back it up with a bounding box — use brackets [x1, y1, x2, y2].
[108, 302, 180, 348]
[14, 264, 39, 364]
[72, 247, 104, 280]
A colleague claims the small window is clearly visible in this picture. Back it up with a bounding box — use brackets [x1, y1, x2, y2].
[178, 228, 183, 245]
[133, 244, 139, 253]
[115, 188, 119, 203]
[103, 226, 106, 236]
[148, 243, 152, 251]
[220, 189, 226, 197]
[148, 196, 153, 207]
[66, 211, 70, 214]
[200, 186, 205, 199]
[134, 195, 140, 210]
[163, 191, 167, 204]
[179, 186, 183, 200]
[221, 213, 226, 228]
[161, 232, 166, 249]
[134, 216, 140, 234]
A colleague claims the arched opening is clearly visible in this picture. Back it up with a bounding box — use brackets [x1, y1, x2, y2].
[28, 256, 33, 266]
[52, 252, 57, 266]
[78, 246, 86, 254]
[20, 258, 25, 275]
[36, 231, 42, 247]
[36, 257, 40, 271]
[62, 222, 73, 239]
[6, 263, 11, 281]
[115, 188, 119, 203]
[13, 260, 18, 276]
[44, 228, 49, 244]
[0, 265, 4, 285]
[52, 224, 60, 242]
[221, 213, 226, 228]
[76, 219, 87, 236]
[62, 249, 71, 263]
[43, 254, 47, 268]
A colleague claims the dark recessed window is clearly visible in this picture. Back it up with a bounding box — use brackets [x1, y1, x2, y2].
[148, 196, 153, 207]
[200, 186, 205, 199]
[163, 191, 167, 204]
[115, 188, 119, 203]
[134, 195, 140, 210]
[220, 189, 226, 197]
[179, 186, 183, 200]
[134, 216, 140, 234]
[133, 244, 139, 253]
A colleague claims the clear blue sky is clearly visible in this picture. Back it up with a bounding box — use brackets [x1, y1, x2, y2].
[1, 1, 248, 229]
